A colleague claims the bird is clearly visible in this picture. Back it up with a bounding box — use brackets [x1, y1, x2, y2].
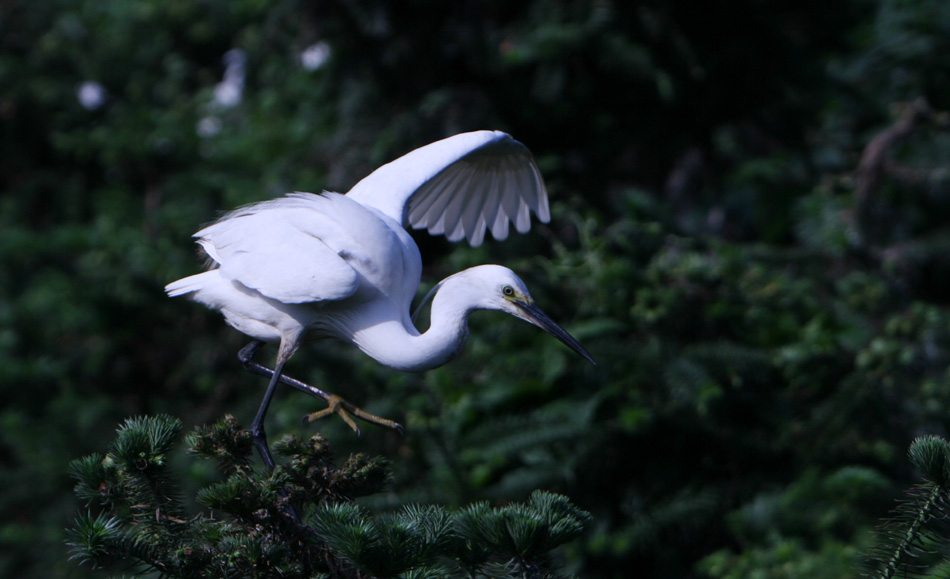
[165, 130, 594, 469]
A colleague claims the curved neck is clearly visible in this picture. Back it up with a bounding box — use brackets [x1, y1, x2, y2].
[345, 277, 474, 372]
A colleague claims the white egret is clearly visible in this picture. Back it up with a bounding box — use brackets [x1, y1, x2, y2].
[166, 130, 594, 468]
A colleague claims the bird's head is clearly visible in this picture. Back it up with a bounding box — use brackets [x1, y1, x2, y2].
[423, 265, 595, 364]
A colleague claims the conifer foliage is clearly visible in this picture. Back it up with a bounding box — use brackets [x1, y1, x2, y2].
[864, 436, 950, 578]
[67, 415, 590, 578]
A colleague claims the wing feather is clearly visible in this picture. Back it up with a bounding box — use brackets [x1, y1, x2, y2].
[195, 194, 360, 304]
[513, 154, 546, 222]
[500, 171, 523, 230]
[491, 199, 511, 241]
[412, 162, 469, 232]
[470, 214, 488, 247]
[346, 130, 549, 247]
[458, 169, 495, 243]
[516, 199, 531, 233]
[429, 163, 473, 238]
[480, 176, 502, 236]
[444, 164, 485, 242]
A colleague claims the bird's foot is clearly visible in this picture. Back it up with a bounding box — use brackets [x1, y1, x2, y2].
[303, 394, 405, 436]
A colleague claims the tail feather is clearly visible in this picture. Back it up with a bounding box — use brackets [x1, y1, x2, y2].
[165, 272, 208, 297]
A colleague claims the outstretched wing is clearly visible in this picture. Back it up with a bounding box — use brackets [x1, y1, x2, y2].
[345, 130, 549, 247]
[195, 194, 360, 304]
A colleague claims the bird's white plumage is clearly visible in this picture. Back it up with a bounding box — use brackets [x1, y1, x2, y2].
[346, 130, 549, 246]
[165, 130, 589, 376]
[194, 199, 360, 304]
[164, 130, 594, 458]
[191, 192, 422, 305]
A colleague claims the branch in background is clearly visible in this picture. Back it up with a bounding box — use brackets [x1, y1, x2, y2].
[853, 97, 934, 246]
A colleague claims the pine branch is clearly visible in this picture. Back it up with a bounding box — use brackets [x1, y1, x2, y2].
[67, 415, 591, 578]
[864, 436, 950, 578]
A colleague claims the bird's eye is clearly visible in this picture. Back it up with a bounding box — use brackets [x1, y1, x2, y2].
[502, 285, 515, 297]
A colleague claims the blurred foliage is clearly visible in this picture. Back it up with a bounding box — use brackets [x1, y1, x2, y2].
[3, 0, 950, 577]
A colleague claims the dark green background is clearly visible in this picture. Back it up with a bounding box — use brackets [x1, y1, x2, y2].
[3, 0, 950, 576]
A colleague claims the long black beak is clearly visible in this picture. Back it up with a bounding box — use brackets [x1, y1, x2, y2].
[514, 301, 595, 364]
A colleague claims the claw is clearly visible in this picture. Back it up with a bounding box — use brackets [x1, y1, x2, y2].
[302, 395, 361, 434]
[337, 409, 361, 435]
[348, 404, 404, 435]
[302, 396, 338, 423]
[302, 393, 402, 436]
[238, 343, 404, 436]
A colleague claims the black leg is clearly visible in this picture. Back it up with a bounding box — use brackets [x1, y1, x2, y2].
[240, 340, 337, 402]
[238, 339, 266, 366]
[249, 357, 285, 471]
[238, 341, 324, 529]
[237, 340, 405, 436]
